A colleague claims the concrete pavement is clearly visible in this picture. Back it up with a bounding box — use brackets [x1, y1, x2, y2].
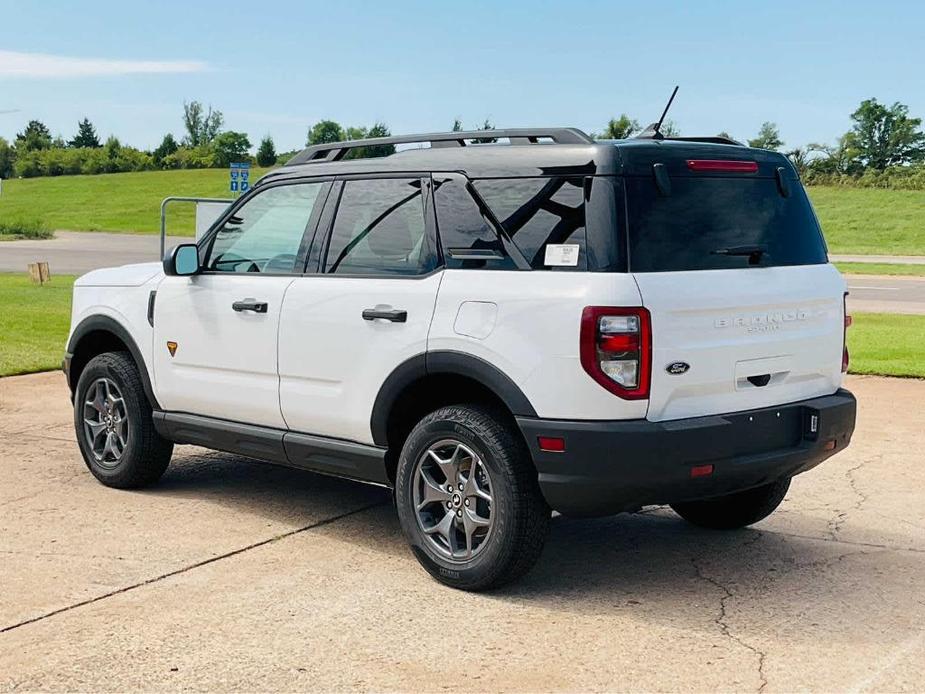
[1, 372, 923, 691]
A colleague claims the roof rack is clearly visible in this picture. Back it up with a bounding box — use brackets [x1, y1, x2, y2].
[284, 127, 594, 166]
[666, 135, 744, 146]
[634, 127, 743, 147]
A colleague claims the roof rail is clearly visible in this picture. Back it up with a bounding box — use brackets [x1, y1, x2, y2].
[284, 127, 594, 166]
[666, 135, 744, 146]
[634, 128, 744, 147]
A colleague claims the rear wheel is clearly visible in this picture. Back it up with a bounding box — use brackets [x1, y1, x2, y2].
[74, 352, 173, 488]
[670, 478, 791, 530]
[395, 405, 550, 591]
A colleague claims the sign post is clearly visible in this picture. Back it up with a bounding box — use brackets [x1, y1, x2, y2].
[229, 162, 251, 197]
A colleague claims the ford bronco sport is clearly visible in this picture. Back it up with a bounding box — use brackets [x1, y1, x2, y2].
[64, 127, 857, 590]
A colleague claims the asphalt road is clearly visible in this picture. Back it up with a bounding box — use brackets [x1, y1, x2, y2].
[846, 275, 925, 315]
[0, 231, 187, 275]
[2, 232, 924, 314]
[831, 254, 925, 265]
[1, 372, 923, 691]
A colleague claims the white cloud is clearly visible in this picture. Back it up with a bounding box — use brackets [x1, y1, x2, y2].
[0, 50, 210, 78]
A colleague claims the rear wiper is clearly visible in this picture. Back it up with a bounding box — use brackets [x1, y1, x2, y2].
[711, 245, 768, 265]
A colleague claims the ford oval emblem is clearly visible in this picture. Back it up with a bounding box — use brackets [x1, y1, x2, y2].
[666, 361, 690, 375]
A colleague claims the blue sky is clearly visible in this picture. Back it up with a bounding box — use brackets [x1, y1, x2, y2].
[1, 0, 923, 153]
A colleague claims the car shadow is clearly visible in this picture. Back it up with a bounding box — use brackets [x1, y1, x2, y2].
[147, 447, 918, 630]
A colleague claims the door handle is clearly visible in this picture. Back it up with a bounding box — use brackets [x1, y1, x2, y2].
[232, 299, 268, 313]
[362, 308, 407, 323]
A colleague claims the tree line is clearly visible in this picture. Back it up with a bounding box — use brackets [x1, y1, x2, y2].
[1, 98, 923, 189]
[0, 102, 276, 178]
[596, 98, 925, 189]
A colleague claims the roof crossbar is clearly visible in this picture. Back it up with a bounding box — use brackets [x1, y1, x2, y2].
[285, 127, 594, 166]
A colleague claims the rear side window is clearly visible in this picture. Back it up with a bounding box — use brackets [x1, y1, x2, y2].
[473, 177, 587, 270]
[625, 176, 827, 272]
[324, 178, 434, 276]
[432, 174, 517, 270]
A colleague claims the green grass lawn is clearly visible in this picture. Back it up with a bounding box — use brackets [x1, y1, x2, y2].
[0, 273, 75, 377]
[847, 313, 925, 378]
[0, 171, 924, 254]
[0, 270, 921, 380]
[834, 262, 925, 277]
[0, 168, 270, 236]
[809, 186, 925, 255]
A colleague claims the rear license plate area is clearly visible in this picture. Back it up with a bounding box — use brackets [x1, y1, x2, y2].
[725, 406, 802, 456]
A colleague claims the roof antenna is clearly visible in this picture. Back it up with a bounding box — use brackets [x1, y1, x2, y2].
[638, 85, 679, 140]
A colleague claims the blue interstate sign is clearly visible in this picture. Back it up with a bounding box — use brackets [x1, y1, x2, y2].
[229, 162, 250, 194]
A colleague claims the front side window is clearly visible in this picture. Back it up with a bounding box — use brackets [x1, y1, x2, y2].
[324, 178, 433, 276]
[206, 182, 326, 274]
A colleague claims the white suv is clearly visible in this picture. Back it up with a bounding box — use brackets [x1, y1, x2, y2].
[64, 128, 857, 590]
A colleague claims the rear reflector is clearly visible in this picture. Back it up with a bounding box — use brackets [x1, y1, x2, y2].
[538, 436, 566, 453]
[690, 464, 714, 478]
[687, 159, 758, 173]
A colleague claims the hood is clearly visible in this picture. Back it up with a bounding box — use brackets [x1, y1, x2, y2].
[75, 262, 163, 287]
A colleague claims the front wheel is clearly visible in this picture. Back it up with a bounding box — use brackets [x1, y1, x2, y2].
[395, 405, 550, 591]
[74, 352, 173, 488]
[670, 478, 791, 530]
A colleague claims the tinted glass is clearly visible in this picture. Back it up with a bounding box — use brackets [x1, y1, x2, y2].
[325, 178, 431, 276]
[206, 183, 325, 273]
[625, 176, 828, 272]
[474, 177, 587, 270]
[433, 174, 517, 270]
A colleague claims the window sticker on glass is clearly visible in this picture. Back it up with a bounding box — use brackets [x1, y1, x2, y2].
[544, 243, 580, 267]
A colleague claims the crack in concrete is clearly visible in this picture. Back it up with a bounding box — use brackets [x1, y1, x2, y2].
[0, 501, 385, 635]
[827, 455, 876, 541]
[690, 545, 769, 693]
[628, 506, 925, 554]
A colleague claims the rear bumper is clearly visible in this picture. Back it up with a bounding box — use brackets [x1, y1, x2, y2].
[517, 389, 856, 517]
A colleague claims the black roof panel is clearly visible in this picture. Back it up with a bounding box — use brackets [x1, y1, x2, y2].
[257, 132, 792, 185]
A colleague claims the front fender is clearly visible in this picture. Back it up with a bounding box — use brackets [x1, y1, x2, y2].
[65, 314, 160, 409]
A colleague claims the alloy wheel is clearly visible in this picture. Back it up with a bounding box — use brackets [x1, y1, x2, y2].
[412, 439, 494, 561]
[82, 377, 129, 468]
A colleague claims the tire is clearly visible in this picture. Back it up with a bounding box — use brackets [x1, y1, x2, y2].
[670, 478, 791, 530]
[395, 404, 550, 591]
[73, 351, 173, 489]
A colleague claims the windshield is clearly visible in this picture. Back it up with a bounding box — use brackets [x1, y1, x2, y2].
[624, 176, 828, 272]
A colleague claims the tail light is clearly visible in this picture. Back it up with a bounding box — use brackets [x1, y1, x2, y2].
[580, 307, 651, 400]
[842, 292, 852, 373]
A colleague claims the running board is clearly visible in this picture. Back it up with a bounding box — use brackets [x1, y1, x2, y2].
[152, 411, 390, 487]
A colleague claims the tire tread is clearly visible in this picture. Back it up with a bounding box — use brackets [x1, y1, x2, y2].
[74, 351, 172, 488]
[397, 403, 550, 591]
[670, 478, 791, 530]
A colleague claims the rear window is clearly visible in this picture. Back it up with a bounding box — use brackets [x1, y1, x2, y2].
[625, 176, 827, 272]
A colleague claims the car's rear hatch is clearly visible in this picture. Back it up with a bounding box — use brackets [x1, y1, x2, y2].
[620, 143, 846, 422]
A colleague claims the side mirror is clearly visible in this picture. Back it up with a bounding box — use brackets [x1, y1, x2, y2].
[164, 244, 200, 276]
